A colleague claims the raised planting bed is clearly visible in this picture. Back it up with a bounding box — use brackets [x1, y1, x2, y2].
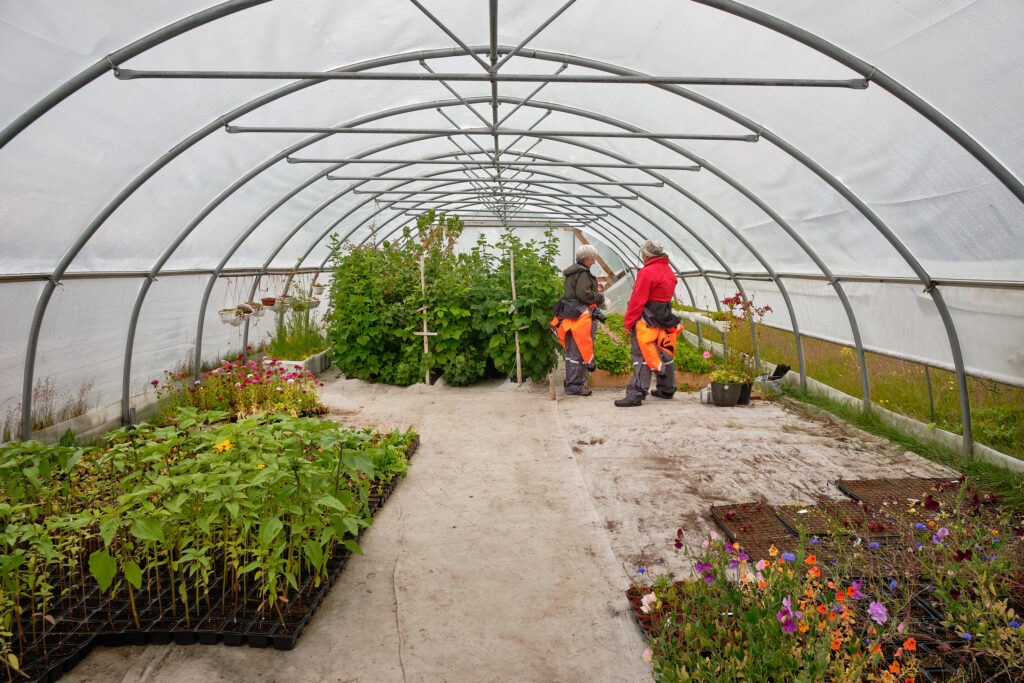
[0, 414, 418, 683]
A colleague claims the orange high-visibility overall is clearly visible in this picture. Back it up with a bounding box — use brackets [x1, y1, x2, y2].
[635, 319, 681, 372]
[550, 304, 597, 364]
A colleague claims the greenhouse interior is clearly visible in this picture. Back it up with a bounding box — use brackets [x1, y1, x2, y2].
[2, 1, 1023, 681]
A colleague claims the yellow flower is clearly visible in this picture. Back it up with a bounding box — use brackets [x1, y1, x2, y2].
[257, 463, 266, 469]
[214, 439, 234, 453]
[768, 544, 779, 557]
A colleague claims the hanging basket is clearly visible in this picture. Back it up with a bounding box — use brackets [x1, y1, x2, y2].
[245, 301, 266, 318]
[261, 297, 276, 307]
[218, 308, 238, 324]
[309, 297, 322, 308]
[291, 298, 311, 312]
[311, 284, 326, 296]
[236, 303, 255, 320]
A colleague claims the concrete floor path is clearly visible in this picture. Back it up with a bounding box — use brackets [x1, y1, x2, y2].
[66, 372, 954, 682]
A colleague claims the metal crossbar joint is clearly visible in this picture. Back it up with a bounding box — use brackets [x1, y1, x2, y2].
[105, 54, 120, 77]
[923, 280, 937, 294]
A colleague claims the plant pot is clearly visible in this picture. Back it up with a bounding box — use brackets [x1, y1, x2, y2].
[737, 382, 752, 405]
[261, 297, 276, 306]
[710, 381, 741, 406]
[218, 309, 237, 323]
[311, 284, 326, 296]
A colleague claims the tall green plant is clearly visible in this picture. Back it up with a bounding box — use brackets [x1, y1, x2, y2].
[326, 213, 562, 385]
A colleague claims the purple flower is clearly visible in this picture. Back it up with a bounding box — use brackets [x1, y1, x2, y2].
[781, 552, 796, 562]
[869, 542, 879, 549]
[889, 580, 899, 591]
[867, 601, 888, 625]
[704, 574, 715, 585]
[695, 562, 713, 574]
[810, 538, 820, 545]
[915, 523, 927, 531]
[1009, 620, 1021, 629]
[961, 633, 972, 640]
[915, 542, 925, 550]
[832, 604, 844, 613]
[637, 567, 645, 574]
[932, 534, 944, 544]
[848, 581, 864, 600]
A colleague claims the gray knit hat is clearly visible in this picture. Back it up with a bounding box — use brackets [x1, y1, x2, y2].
[639, 239, 665, 258]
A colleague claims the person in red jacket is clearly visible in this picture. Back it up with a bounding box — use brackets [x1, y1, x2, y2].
[615, 240, 682, 407]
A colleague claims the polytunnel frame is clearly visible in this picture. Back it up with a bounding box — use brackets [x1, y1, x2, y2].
[216, 124, 784, 383]
[7, 8, 1017, 453]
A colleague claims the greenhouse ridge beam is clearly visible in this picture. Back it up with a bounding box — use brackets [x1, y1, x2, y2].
[226, 125, 757, 142]
[327, 175, 663, 186]
[117, 69, 867, 88]
[355, 190, 635, 201]
[288, 157, 701, 171]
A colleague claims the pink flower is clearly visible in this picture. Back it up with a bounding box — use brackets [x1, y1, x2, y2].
[642, 647, 653, 662]
[702, 351, 711, 359]
[150, 379, 159, 386]
[867, 601, 888, 625]
[755, 559, 768, 571]
[640, 593, 658, 614]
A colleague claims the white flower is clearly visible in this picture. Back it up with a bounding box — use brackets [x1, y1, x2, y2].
[235, 382, 241, 388]
[247, 373, 254, 379]
[287, 378, 295, 384]
[194, 380, 201, 385]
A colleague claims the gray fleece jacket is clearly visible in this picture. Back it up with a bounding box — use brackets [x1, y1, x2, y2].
[562, 262, 605, 307]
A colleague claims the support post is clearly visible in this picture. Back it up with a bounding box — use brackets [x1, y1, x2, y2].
[510, 249, 523, 384]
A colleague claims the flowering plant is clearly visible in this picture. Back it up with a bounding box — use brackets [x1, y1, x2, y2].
[152, 353, 325, 422]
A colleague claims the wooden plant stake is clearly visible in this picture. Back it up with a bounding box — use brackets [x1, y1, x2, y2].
[413, 253, 436, 384]
[510, 249, 523, 384]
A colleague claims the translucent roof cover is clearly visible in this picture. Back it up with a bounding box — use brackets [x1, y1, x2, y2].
[1, 0, 1022, 442]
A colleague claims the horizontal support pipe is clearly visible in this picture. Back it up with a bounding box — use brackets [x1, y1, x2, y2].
[674, 270, 1024, 290]
[228, 125, 756, 141]
[326, 174, 663, 186]
[117, 68, 867, 88]
[402, 211, 599, 218]
[355, 189, 631, 201]
[0, 266, 324, 284]
[230, 125, 754, 142]
[287, 156, 700, 171]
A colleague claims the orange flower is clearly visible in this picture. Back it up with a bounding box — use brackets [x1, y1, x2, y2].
[798, 623, 809, 633]
[805, 587, 815, 598]
[768, 544, 779, 556]
[831, 638, 841, 650]
[817, 604, 828, 615]
[889, 660, 901, 674]
[903, 637, 916, 652]
[758, 581, 767, 589]
[805, 554, 817, 566]
[846, 585, 857, 597]
[835, 591, 846, 602]
[808, 566, 821, 578]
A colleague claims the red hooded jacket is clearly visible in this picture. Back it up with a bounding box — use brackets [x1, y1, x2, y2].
[624, 256, 677, 330]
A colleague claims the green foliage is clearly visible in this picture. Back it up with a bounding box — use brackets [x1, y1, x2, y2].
[600, 312, 712, 375]
[594, 330, 632, 375]
[0, 412, 418, 657]
[263, 307, 328, 361]
[326, 211, 562, 385]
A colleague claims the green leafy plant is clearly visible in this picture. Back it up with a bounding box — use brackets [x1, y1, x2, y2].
[594, 330, 632, 375]
[263, 307, 328, 361]
[326, 212, 562, 385]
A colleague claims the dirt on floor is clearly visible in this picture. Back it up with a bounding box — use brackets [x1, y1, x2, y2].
[64, 370, 954, 683]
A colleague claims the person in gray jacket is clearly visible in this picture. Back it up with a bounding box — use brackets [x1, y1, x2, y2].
[550, 245, 606, 396]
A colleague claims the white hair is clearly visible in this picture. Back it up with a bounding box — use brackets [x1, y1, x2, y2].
[575, 244, 599, 263]
[640, 239, 666, 259]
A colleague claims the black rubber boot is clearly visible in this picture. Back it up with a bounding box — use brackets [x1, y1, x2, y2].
[650, 389, 674, 399]
[614, 396, 642, 407]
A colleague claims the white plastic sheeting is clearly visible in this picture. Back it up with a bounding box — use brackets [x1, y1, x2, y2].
[1, 0, 1023, 439]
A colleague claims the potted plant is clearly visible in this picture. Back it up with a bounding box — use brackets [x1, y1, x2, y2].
[261, 296, 276, 307]
[708, 368, 744, 406]
[311, 283, 326, 296]
[245, 301, 265, 318]
[218, 308, 238, 324]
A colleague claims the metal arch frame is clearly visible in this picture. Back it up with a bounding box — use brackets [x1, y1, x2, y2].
[13, 39, 1006, 449]
[0, 0, 271, 151]
[257, 113, 814, 387]
[483, 46, 976, 449]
